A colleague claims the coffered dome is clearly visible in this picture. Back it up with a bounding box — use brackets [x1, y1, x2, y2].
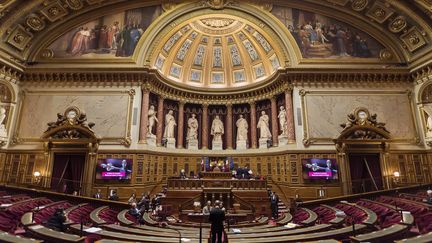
[151, 14, 283, 89]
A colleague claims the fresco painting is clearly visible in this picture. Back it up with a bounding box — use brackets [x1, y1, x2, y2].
[271, 6, 384, 59]
[49, 5, 162, 58]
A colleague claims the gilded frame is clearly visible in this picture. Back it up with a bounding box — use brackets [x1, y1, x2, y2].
[300, 89, 419, 146]
[12, 89, 135, 146]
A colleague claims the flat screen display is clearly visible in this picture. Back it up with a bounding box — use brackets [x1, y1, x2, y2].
[95, 158, 132, 180]
[302, 158, 338, 181]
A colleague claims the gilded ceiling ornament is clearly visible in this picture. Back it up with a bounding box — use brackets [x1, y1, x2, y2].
[40, 2, 68, 22]
[379, 49, 393, 60]
[25, 14, 45, 32]
[202, 0, 234, 10]
[6, 25, 32, 51]
[39, 49, 54, 59]
[388, 16, 407, 33]
[351, 0, 368, 11]
[366, 2, 393, 23]
[162, 2, 177, 12]
[66, 0, 84, 10]
[200, 18, 235, 28]
[400, 27, 427, 52]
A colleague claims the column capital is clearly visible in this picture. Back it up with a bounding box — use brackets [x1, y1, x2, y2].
[202, 103, 209, 108]
[270, 96, 277, 102]
[249, 101, 256, 107]
[158, 94, 166, 100]
[178, 100, 186, 106]
[226, 103, 233, 108]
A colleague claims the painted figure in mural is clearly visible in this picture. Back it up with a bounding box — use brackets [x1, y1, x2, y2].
[163, 110, 177, 139]
[187, 114, 199, 141]
[69, 27, 91, 55]
[236, 115, 248, 142]
[147, 105, 158, 136]
[257, 111, 272, 139]
[211, 115, 224, 142]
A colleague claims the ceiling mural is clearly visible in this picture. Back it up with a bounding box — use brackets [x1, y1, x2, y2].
[271, 5, 385, 59]
[47, 5, 162, 58]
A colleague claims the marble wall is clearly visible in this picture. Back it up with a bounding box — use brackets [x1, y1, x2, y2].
[303, 91, 416, 142]
[17, 91, 131, 140]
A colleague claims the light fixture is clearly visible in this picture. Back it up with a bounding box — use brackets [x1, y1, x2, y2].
[33, 171, 41, 177]
[33, 171, 41, 185]
[393, 171, 400, 177]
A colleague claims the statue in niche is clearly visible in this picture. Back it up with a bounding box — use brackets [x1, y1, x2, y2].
[257, 111, 272, 139]
[278, 106, 288, 136]
[423, 106, 432, 137]
[187, 114, 199, 141]
[0, 106, 7, 137]
[211, 115, 224, 142]
[147, 105, 158, 137]
[163, 110, 176, 139]
[236, 114, 248, 141]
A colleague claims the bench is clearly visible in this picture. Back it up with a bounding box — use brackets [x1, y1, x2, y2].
[142, 212, 158, 225]
[228, 224, 367, 243]
[340, 201, 377, 225]
[27, 224, 86, 243]
[117, 209, 134, 226]
[350, 223, 408, 243]
[90, 206, 108, 225]
[320, 204, 345, 225]
[228, 224, 332, 238]
[362, 199, 414, 226]
[70, 224, 200, 243]
[102, 223, 202, 238]
[395, 231, 432, 243]
[299, 208, 318, 225]
[276, 212, 293, 225]
[0, 230, 41, 243]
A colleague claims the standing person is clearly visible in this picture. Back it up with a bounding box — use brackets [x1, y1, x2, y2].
[270, 192, 279, 219]
[109, 190, 119, 201]
[209, 200, 225, 243]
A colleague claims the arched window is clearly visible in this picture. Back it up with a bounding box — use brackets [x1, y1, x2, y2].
[420, 83, 432, 104]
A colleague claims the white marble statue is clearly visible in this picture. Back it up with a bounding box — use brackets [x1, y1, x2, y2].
[423, 106, 432, 138]
[236, 115, 248, 142]
[278, 106, 288, 136]
[147, 105, 158, 137]
[187, 114, 199, 141]
[211, 115, 224, 142]
[257, 111, 271, 139]
[163, 110, 176, 139]
[0, 106, 7, 138]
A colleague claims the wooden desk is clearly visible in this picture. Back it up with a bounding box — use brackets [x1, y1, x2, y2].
[202, 172, 232, 179]
[90, 206, 108, 225]
[28, 225, 85, 243]
[395, 232, 432, 243]
[0, 230, 41, 243]
[117, 209, 134, 226]
[350, 224, 408, 243]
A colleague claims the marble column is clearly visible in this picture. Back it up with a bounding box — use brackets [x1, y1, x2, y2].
[156, 95, 165, 146]
[226, 104, 233, 149]
[139, 88, 150, 143]
[271, 97, 278, 147]
[177, 101, 185, 149]
[285, 89, 296, 143]
[250, 102, 257, 149]
[202, 104, 209, 149]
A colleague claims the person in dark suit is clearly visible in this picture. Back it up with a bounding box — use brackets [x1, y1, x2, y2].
[270, 192, 279, 219]
[109, 190, 119, 201]
[129, 203, 141, 219]
[93, 189, 102, 199]
[209, 200, 225, 243]
[46, 208, 66, 232]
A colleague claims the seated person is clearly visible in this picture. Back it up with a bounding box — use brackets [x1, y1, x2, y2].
[424, 190, 432, 205]
[179, 169, 186, 179]
[93, 189, 102, 199]
[129, 203, 141, 219]
[202, 201, 212, 215]
[46, 208, 66, 232]
[109, 190, 119, 201]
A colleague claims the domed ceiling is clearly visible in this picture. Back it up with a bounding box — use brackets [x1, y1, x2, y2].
[151, 14, 282, 89]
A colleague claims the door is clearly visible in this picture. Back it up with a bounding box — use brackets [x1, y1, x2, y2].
[51, 153, 86, 194]
[348, 154, 383, 194]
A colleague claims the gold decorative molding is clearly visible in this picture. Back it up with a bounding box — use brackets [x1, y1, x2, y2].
[299, 89, 420, 146]
[12, 89, 134, 147]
